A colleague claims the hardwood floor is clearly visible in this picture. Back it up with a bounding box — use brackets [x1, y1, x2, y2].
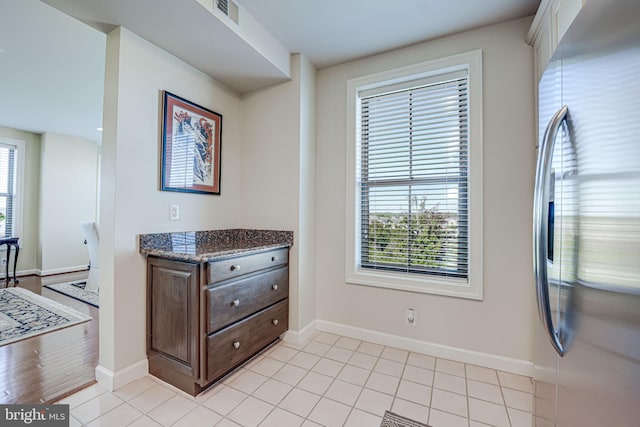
[0, 271, 99, 404]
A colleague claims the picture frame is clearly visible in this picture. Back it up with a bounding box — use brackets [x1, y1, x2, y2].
[161, 91, 222, 194]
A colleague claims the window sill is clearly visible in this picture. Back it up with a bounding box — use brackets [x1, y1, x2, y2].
[346, 267, 483, 300]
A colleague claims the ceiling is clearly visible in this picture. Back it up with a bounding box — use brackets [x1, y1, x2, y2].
[42, 0, 291, 94]
[0, 0, 539, 143]
[0, 0, 106, 143]
[236, 0, 540, 69]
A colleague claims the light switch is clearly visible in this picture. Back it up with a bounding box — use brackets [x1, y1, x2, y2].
[170, 204, 180, 220]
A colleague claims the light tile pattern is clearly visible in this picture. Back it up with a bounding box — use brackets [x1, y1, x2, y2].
[59, 332, 534, 426]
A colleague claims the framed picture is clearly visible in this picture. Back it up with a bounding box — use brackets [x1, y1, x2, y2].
[161, 91, 222, 194]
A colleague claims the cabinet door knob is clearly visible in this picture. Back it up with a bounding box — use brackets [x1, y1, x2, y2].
[271, 284, 278, 291]
[272, 319, 279, 326]
[271, 256, 278, 262]
[230, 264, 241, 271]
[233, 341, 240, 349]
[232, 299, 240, 307]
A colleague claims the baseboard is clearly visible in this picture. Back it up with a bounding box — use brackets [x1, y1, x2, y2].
[39, 265, 89, 276]
[282, 319, 318, 346]
[16, 268, 38, 277]
[95, 359, 149, 391]
[0, 268, 38, 279]
[532, 364, 556, 384]
[4, 267, 87, 278]
[315, 320, 534, 377]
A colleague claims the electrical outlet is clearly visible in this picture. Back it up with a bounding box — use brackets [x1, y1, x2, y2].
[406, 308, 417, 326]
[170, 204, 180, 220]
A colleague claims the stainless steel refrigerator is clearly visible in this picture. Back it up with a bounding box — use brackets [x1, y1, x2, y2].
[533, 0, 640, 426]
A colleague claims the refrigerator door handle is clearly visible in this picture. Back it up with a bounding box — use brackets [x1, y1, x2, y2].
[533, 105, 568, 357]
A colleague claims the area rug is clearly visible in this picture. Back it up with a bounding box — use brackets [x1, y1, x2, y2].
[44, 281, 99, 308]
[381, 410, 430, 427]
[0, 287, 92, 346]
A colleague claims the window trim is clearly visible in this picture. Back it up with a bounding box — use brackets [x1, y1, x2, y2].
[345, 50, 484, 300]
[0, 137, 25, 240]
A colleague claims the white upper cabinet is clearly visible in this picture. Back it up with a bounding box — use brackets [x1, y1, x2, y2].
[528, 0, 584, 83]
[555, 0, 584, 44]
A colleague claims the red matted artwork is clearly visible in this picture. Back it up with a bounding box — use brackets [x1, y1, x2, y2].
[161, 91, 222, 194]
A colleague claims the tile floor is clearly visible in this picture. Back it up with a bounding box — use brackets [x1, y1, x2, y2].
[58, 332, 535, 426]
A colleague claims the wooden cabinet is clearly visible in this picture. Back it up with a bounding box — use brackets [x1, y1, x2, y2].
[529, 0, 584, 83]
[147, 258, 200, 382]
[147, 247, 289, 395]
[532, 14, 553, 86]
[206, 300, 288, 382]
[528, 0, 584, 147]
[553, 0, 583, 48]
[206, 266, 289, 333]
[208, 247, 289, 284]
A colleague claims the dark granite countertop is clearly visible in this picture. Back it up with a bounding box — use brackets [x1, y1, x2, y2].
[139, 229, 293, 262]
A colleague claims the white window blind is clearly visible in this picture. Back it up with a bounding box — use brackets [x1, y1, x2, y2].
[357, 71, 469, 279]
[0, 144, 16, 238]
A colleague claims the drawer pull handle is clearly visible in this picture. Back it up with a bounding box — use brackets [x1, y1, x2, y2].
[272, 319, 279, 326]
[271, 284, 278, 291]
[230, 264, 241, 271]
[271, 256, 278, 262]
[232, 299, 240, 307]
[233, 341, 240, 349]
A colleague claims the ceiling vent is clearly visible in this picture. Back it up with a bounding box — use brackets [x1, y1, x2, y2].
[216, 0, 239, 24]
[216, 0, 228, 15]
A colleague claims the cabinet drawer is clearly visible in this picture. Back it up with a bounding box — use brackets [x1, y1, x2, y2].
[207, 267, 288, 333]
[206, 299, 288, 383]
[208, 248, 288, 284]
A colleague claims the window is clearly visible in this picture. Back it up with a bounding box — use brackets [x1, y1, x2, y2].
[346, 51, 483, 299]
[0, 138, 23, 239]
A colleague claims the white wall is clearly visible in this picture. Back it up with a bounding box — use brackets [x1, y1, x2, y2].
[315, 17, 536, 365]
[39, 132, 98, 274]
[0, 126, 40, 275]
[101, 16, 536, 385]
[100, 27, 244, 379]
[240, 54, 317, 334]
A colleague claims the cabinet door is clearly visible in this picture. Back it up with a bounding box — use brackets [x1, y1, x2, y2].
[148, 257, 199, 379]
[554, 0, 583, 45]
[534, 19, 553, 84]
